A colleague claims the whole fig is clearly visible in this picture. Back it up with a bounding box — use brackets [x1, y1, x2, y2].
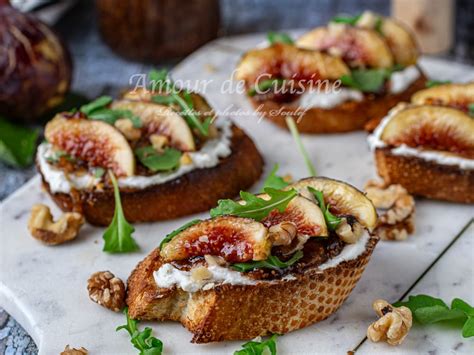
[0, 0, 72, 122]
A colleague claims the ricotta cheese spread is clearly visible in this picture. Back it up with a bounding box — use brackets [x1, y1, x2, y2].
[153, 231, 371, 292]
[298, 87, 363, 109]
[37, 119, 233, 193]
[368, 106, 474, 169]
[389, 66, 420, 94]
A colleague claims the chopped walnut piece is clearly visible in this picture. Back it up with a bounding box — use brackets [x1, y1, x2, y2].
[268, 221, 297, 246]
[150, 134, 169, 152]
[204, 254, 226, 266]
[115, 118, 141, 140]
[367, 299, 412, 346]
[28, 204, 84, 245]
[191, 266, 212, 281]
[336, 218, 364, 244]
[87, 271, 125, 312]
[365, 180, 415, 241]
[61, 345, 88, 355]
[180, 152, 193, 165]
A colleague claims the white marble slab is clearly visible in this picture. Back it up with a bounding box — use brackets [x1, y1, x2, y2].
[0, 34, 473, 354]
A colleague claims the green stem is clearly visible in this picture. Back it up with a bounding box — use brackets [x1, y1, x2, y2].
[285, 117, 317, 177]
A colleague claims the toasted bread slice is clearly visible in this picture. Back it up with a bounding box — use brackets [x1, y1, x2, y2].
[251, 74, 426, 134]
[374, 148, 474, 203]
[126, 235, 378, 343]
[39, 125, 263, 226]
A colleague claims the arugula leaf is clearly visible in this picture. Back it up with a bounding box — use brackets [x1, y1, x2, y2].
[159, 219, 202, 249]
[267, 31, 294, 45]
[117, 307, 163, 355]
[285, 117, 317, 176]
[468, 103, 474, 117]
[425, 80, 452, 88]
[103, 172, 139, 253]
[247, 78, 285, 97]
[394, 294, 474, 338]
[80, 96, 113, 115]
[135, 146, 181, 172]
[374, 16, 383, 34]
[234, 334, 278, 355]
[149, 70, 210, 136]
[210, 187, 298, 221]
[308, 187, 341, 231]
[45, 149, 74, 164]
[0, 117, 38, 168]
[331, 14, 361, 26]
[341, 68, 391, 93]
[232, 250, 303, 272]
[262, 164, 290, 191]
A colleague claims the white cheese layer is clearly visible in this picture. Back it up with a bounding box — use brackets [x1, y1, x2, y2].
[298, 87, 363, 109]
[153, 230, 370, 292]
[368, 106, 474, 169]
[37, 119, 233, 193]
[389, 65, 420, 94]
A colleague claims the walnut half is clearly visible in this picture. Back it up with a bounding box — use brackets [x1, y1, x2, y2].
[28, 204, 84, 245]
[87, 271, 126, 312]
[61, 345, 88, 355]
[367, 299, 412, 346]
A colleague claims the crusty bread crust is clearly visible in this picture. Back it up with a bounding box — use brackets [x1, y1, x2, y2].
[39, 125, 263, 226]
[126, 236, 378, 343]
[375, 148, 474, 203]
[250, 74, 426, 133]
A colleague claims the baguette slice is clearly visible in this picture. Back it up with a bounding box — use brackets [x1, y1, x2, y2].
[126, 235, 378, 343]
[39, 124, 263, 226]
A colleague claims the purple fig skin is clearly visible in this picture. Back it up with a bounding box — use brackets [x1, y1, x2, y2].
[0, 2, 72, 122]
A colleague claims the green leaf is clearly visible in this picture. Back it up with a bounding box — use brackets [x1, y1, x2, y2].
[451, 298, 474, 317]
[393, 294, 448, 312]
[262, 164, 290, 191]
[267, 31, 294, 45]
[247, 78, 285, 97]
[159, 219, 202, 249]
[93, 167, 106, 178]
[149, 69, 172, 92]
[45, 150, 73, 164]
[341, 68, 390, 93]
[425, 80, 452, 88]
[374, 16, 383, 34]
[117, 307, 163, 354]
[210, 187, 298, 221]
[103, 172, 139, 253]
[0, 117, 38, 168]
[462, 317, 474, 338]
[234, 334, 278, 355]
[468, 103, 474, 117]
[80, 96, 113, 115]
[232, 250, 303, 272]
[308, 187, 341, 231]
[331, 14, 361, 26]
[87, 108, 120, 125]
[135, 146, 181, 172]
[285, 117, 317, 177]
[151, 95, 177, 105]
[414, 305, 466, 324]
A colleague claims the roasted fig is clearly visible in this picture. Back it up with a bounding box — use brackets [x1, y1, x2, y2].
[380, 105, 474, 158]
[411, 83, 474, 112]
[0, 1, 72, 122]
[355, 11, 419, 66]
[235, 43, 350, 88]
[289, 177, 378, 231]
[160, 216, 270, 263]
[111, 100, 196, 151]
[296, 25, 393, 69]
[261, 196, 328, 238]
[44, 114, 135, 176]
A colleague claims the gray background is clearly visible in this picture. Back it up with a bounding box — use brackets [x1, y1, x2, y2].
[0, 0, 470, 353]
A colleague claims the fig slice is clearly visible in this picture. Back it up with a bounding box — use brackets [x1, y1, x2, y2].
[354, 11, 419, 66]
[261, 196, 328, 238]
[160, 216, 270, 263]
[296, 25, 394, 69]
[289, 177, 378, 231]
[411, 83, 474, 112]
[235, 43, 350, 87]
[380, 105, 474, 158]
[45, 114, 135, 177]
[111, 100, 196, 151]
